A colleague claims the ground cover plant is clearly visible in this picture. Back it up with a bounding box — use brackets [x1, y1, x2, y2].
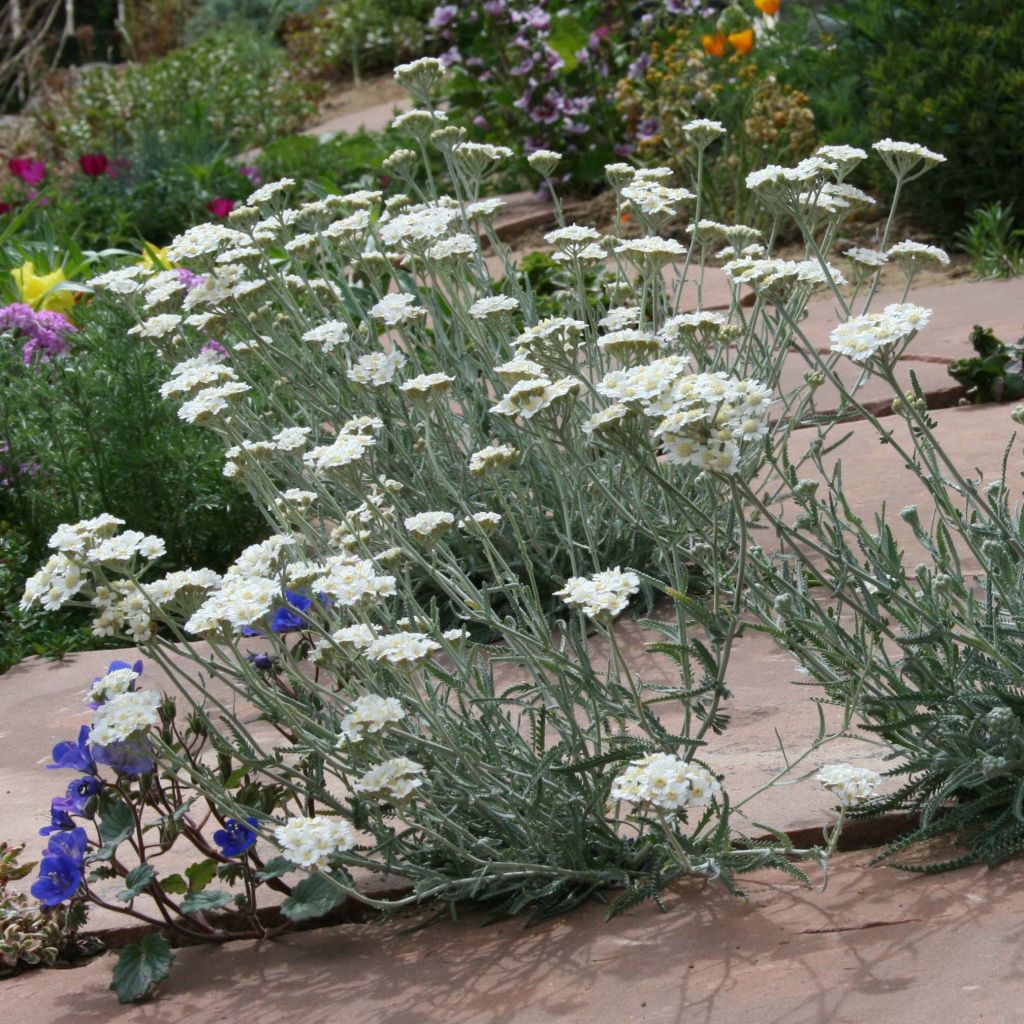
[21, 56, 1015, 1003]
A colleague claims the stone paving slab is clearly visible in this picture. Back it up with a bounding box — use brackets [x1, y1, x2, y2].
[308, 96, 413, 137]
[5, 850, 1022, 1024]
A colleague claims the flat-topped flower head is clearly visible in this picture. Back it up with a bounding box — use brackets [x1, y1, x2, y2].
[90, 689, 162, 747]
[405, 510, 455, 541]
[873, 138, 946, 180]
[816, 763, 881, 807]
[393, 56, 446, 101]
[468, 295, 520, 320]
[353, 757, 425, 801]
[845, 247, 889, 270]
[682, 118, 726, 147]
[615, 237, 687, 269]
[273, 815, 355, 869]
[349, 350, 407, 386]
[364, 631, 441, 667]
[369, 292, 426, 327]
[400, 372, 455, 399]
[556, 567, 640, 621]
[338, 694, 405, 743]
[611, 753, 721, 812]
[527, 150, 562, 176]
[886, 240, 950, 267]
[469, 443, 518, 475]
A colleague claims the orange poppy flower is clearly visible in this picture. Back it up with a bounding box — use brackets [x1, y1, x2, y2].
[754, 0, 780, 15]
[728, 28, 755, 55]
[702, 32, 727, 57]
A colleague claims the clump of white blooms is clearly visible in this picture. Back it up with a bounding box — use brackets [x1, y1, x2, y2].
[364, 632, 441, 667]
[87, 666, 140, 704]
[611, 753, 722, 812]
[404, 511, 455, 541]
[872, 138, 946, 178]
[89, 690, 162, 746]
[815, 764, 882, 807]
[887, 240, 950, 267]
[273, 816, 356, 869]
[469, 444, 518, 475]
[338, 694, 406, 744]
[369, 293, 426, 326]
[353, 757, 425, 801]
[829, 303, 932, 362]
[556, 567, 640, 621]
[468, 295, 520, 319]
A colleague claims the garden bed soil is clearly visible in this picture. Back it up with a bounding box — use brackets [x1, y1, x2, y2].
[4, 847, 1021, 1024]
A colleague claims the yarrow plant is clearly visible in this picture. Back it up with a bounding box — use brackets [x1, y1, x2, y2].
[26, 57, 1014, 998]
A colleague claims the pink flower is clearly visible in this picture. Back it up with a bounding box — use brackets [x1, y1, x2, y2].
[206, 198, 234, 218]
[79, 153, 109, 177]
[239, 165, 262, 187]
[9, 158, 46, 185]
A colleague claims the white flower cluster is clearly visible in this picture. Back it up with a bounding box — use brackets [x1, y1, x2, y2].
[89, 689, 162, 747]
[887, 240, 950, 267]
[353, 757, 425, 801]
[338, 694, 405, 744]
[815, 763, 882, 807]
[273, 815, 355, 869]
[725, 256, 846, 295]
[829, 303, 931, 362]
[364, 632, 441, 667]
[490, 376, 579, 419]
[87, 666, 140, 703]
[404, 511, 455, 541]
[469, 443, 518, 475]
[556, 567, 640, 621]
[611, 753, 721, 812]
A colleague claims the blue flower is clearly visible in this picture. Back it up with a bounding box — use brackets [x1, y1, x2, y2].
[212, 817, 259, 858]
[92, 736, 154, 776]
[65, 775, 102, 814]
[39, 796, 76, 836]
[245, 651, 278, 672]
[270, 589, 313, 633]
[48, 725, 96, 773]
[46, 826, 88, 861]
[31, 827, 87, 907]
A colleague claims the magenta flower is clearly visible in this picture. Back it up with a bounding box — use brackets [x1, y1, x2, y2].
[206, 198, 234, 218]
[79, 153, 109, 177]
[0, 303, 76, 365]
[9, 158, 46, 185]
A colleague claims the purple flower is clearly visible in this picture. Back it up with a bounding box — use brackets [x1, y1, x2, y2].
[48, 726, 96, 773]
[240, 165, 262, 187]
[39, 797, 77, 836]
[270, 589, 314, 633]
[614, 142, 637, 156]
[200, 339, 227, 356]
[509, 56, 535, 76]
[65, 775, 102, 814]
[245, 651, 278, 672]
[92, 737, 154, 776]
[473, 115, 489, 130]
[0, 302, 76, 365]
[439, 45, 463, 67]
[31, 828, 86, 906]
[428, 4, 458, 29]
[628, 53, 652, 79]
[175, 268, 205, 292]
[213, 817, 259, 857]
[483, 0, 507, 16]
[637, 116, 661, 141]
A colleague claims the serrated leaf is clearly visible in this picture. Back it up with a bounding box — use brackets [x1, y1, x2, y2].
[180, 889, 233, 914]
[255, 855, 293, 880]
[98, 801, 135, 854]
[110, 934, 175, 1004]
[116, 863, 156, 902]
[160, 873, 187, 895]
[185, 858, 218, 892]
[280, 871, 347, 922]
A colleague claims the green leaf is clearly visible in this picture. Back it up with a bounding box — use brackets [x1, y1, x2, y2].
[255, 855, 293, 880]
[160, 873, 188, 895]
[98, 801, 135, 854]
[548, 13, 588, 72]
[110, 934, 175, 1004]
[116, 863, 156, 902]
[185, 858, 218, 892]
[280, 871, 347, 922]
[180, 889, 233, 914]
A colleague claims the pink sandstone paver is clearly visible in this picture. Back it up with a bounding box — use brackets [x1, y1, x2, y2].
[5, 850, 1022, 1024]
[309, 96, 413, 137]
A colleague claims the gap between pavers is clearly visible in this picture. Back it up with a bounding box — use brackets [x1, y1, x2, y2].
[5, 849, 1021, 1024]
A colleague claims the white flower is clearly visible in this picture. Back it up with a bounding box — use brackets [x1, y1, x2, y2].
[314, 557, 396, 607]
[816, 763, 882, 807]
[556, 567, 640, 621]
[90, 265, 148, 294]
[872, 138, 946, 176]
[177, 382, 251, 424]
[245, 178, 295, 206]
[303, 321, 350, 353]
[599, 306, 640, 332]
[349, 350, 408, 386]
[829, 304, 931, 362]
[467, 197, 505, 218]
[399, 372, 454, 398]
[338, 694, 405, 743]
[527, 150, 562, 175]
[544, 224, 602, 248]
[364, 631, 441, 667]
[620, 181, 693, 218]
[681, 118, 726, 144]
[611, 753, 721, 811]
[427, 233, 479, 261]
[459, 511, 501, 534]
[353, 757, 425, 801]
[469, 443, 518, 474]
[273, 426, 312, 451]
[845, 247, 889, 269]
[405, 511, 455, 540]
[379, 203, 460, 250]
[490, 376, 579, 419]
[90, 689, 162, 746]
[128, 313, 181, 339]
[369, 292, 427, 326]
[273, 816, 355, 869]
[87, 666, 140, 704]
[887, 240, 950, 266]
[468, 295, 520, 319]
[615, 237, 687, 267]
[303, 433, 376, 474]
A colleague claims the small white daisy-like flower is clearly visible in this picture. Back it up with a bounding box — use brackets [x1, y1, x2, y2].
[273, 816, 355, 869]
[369, 293, 427, 326]
[815, 763, 882, 807]
[468, 295, 520, 319]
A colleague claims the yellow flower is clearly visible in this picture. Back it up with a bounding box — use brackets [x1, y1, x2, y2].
[754, 0, 780, 15]
[140, 243, 172, 270]
[11, 261, 74, 313]
[728, 28, 756, 55]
